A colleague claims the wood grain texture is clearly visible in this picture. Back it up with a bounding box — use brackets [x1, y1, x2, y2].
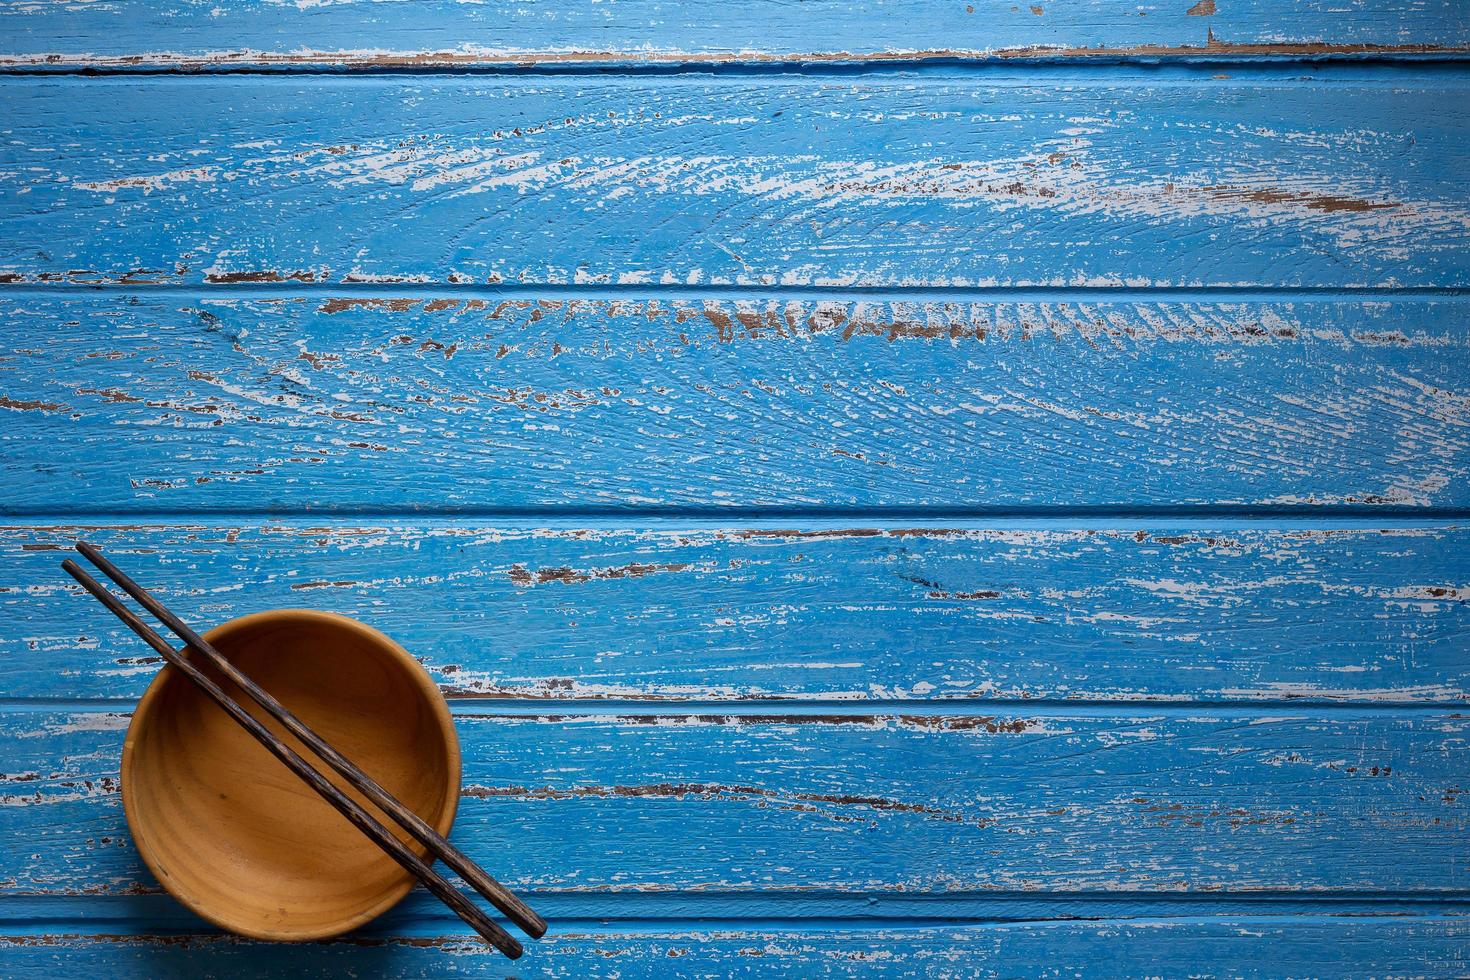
[2, 0, 1467, 69]
[2, 296, 1468, 512]
[4, 708, 1466, 896]
[1, 1, 1467, 974]
[6, 522, 1469, 703]
[4, 78, 1469, 289]
[1, 917, 1467, 978]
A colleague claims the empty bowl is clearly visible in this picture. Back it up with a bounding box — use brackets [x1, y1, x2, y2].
[121, 609, 460, 940]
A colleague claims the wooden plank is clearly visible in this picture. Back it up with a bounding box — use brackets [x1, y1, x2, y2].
[3, 79, 1468, 289]
[3, 296, 1468, 512]
[5, 522, 1469, 704]
[11, 889, 1467, 924]
[4, 708, 1465, 895]
[0, 918, 1466, 978]
[2, 0, 1467, 69]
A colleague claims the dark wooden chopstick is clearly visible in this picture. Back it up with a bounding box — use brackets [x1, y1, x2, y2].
[63, 552, 534, 959]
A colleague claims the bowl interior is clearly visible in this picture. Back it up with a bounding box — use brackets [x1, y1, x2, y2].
[122, 610, 459, 941]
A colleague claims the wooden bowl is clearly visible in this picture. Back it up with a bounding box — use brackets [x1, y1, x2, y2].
[121, 609, 460, 941]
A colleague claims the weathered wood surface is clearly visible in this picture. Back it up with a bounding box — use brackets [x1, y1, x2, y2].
[5, 522, 1468, 703]
[2, 0, 1467, 69]
[4, 78, 1469, 289]
[1, 917, 1466, 978]
[16, 889, 1468, 926]
[4, 708, 1466, 896]
[3, 1, 1467, 971]
[3, 296, 1468, 512]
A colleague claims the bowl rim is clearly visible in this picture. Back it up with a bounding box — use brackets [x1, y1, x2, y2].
[120, 607, 462, 942]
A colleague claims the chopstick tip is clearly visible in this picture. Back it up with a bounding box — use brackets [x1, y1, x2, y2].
[60, 558, 103, 593]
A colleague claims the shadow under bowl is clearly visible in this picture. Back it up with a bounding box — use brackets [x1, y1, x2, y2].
[121, 609, 460, 941]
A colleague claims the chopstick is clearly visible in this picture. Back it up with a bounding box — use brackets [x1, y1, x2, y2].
[63, 546, 542, 959]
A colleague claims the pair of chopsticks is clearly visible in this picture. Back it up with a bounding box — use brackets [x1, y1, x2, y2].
[63, 542, 544, 959]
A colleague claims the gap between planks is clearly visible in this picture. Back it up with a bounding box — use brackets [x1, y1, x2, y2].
[6, 58, 1470, 81]
[3, 283, 1470, 303]
[3, 698, 1464, 717]
[1, 916, 1466, 941]
[5, 510, 1470, 524]
[3, 893, 1468, 933]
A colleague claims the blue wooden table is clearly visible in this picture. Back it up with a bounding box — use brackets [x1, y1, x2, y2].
[3, 3, 1469, 975]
